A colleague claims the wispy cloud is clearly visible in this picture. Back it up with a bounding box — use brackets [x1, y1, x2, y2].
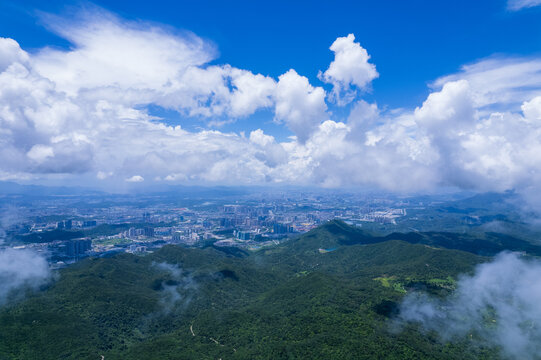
[0, 248, 51, 305]
[152, 262, 197, 314]
[507, 0, 541, 11]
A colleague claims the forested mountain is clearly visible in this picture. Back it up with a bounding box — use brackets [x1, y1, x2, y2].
[0, 221, 508, 359]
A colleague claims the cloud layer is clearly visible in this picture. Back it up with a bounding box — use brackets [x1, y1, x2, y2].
[2, 7, 541, 207]
[397, 252, 541, 360]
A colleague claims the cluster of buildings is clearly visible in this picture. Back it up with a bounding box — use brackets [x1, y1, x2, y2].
[1, 190, 411, 266]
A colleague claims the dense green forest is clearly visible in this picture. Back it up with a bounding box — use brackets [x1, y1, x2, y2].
[0, 221, 505, 359]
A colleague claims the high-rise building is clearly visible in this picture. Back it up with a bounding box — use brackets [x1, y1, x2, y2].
[237, 231, 251, 240]
[143, 227, 154, 237]
[65, 238, 92, 257]
[273, 223, 294, 234]
[143, 212, 151, 222]
[172, 231, 183, 242]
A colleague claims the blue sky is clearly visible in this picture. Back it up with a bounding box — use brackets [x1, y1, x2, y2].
[1, 0, 541, 200]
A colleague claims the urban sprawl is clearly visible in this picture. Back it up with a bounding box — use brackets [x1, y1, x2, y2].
[1, 190, 413, 267]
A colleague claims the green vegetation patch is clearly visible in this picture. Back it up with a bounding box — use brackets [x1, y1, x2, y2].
[92, 237, 133, 246]
[427, 276, 457, 289]
[373, 276, 407, 294]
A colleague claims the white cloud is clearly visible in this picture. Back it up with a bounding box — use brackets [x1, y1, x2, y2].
[0, 37, 29, 72]
[228, 67, 276, 117]
[164, 173, 187, 182]
[96, 171, 112, 180]
[508, 0, 541, 11]
[31, 9, 279, 121]
[277, 115, 438, 192]
[27, 144, 54, 163]
[249, 129, 274, 147]
[415, 80, 476, 131]
[414, 60, 541, 193]
[0, 51, 94, 175]
[319, 34, 378, 104]
[125, 175, 144, 182]
[271, 63, 541, 197]
[433, 57, 541, 115]
[249, 129, 288, 168]
[34, 9, 214, 96]
[274, 69, 328, 143]
[522, 96, 541, 122]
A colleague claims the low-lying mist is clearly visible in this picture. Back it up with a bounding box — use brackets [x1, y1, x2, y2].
[152, 262, 197, 314]
[396, 252, 541, 360]
[0, 248, 51, 305]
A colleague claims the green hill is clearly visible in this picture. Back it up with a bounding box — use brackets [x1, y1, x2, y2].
[289, 219, 541, 256]
[0, 221, 504, 359]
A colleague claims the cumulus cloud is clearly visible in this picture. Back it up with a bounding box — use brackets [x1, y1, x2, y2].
[275, 69, 328, 143]
[508, 0, 541, 11]
[415, 80, 476, 131]
[32, 10, 278, 120]
[0, 38, 29, 72]
[397, 252, 541, 360]
[0, 248, 51, 305]
[228, 67, 276, 117]
[522, 96, 541, 122]
[433, 57, 541, 115]
[278, 114, 438, 191]
[414, 71, 541, 193]
[249, 129, 288, 168]
[272, 58, 541, 201]
[319, 33, 378, 104]
[0, 8, 329, 182]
